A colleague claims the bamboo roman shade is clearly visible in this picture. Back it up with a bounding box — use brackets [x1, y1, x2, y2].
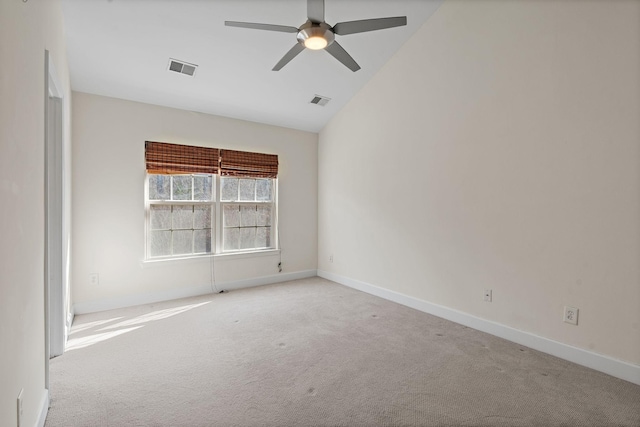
[145, 141, 219, 175]
[145, 141, 278, 178]
[219, 149, 279, 178]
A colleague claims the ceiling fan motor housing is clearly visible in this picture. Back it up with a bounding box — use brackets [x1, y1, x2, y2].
[297, 21, 335, 49]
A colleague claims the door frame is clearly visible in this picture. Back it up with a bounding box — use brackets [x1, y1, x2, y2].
[44, 50, 67, 390]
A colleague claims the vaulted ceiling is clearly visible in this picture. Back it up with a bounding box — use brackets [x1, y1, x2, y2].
[62, 0, 443, 132]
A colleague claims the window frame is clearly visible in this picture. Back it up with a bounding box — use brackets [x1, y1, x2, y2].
[217, 176, 276, 253]
[145, 173, 277, 260]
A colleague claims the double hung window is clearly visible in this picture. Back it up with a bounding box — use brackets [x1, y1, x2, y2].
[220, 177, 274, 251]
[144, 141, 278, 260]
[147, 174, 214, 258]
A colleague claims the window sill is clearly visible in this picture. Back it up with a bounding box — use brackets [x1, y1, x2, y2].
[213, 248, 280, 261]
[142, 248, 280, 266]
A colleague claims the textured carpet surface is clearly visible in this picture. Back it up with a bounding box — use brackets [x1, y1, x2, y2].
[46, 277, 640, 426]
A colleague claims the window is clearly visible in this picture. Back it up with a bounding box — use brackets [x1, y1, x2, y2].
[147, 174, 214, 258]
[144, 141, 278, 260]
[146, 174, 276, 258]
[220, 177, 274, 251]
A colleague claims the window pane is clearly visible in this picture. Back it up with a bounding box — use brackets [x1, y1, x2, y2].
[173, 230, 192, 255]
[221, 178, 238, 201]
[256, 179, 272, 201]
[223, 228, 239, 251]
[150, 205, 171, 229]
[194, 229, 211, 253]
[240, 227, 256, 249]
[239, 178, 256, 201]
[149, 230, 171, 257]
[256, 205, 271, 226]
[149, 175, 170, 200]
[193, 175, 213, 201]
[256, 227, 271, 248]
[193, 205, 212, 229]
[172, 205, 193, 229]
[240, 205, 257, 227]
[223, 204, 240, 227]
[173, 176, 192, 200]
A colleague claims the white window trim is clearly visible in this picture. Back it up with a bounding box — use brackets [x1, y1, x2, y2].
[141, 248, 281, 266]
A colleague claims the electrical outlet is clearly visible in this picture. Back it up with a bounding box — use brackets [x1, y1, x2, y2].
[329, 254, 333, 263]
[89, 273, 99, 285]
[483, 289, 492, 302]
[564, 306, 579, 325]
[17, 389, 23, 427]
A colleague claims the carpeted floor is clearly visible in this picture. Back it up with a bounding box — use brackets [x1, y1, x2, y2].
[46, 277, 640, 426]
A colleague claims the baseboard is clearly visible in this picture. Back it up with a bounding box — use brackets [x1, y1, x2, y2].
[73, 269, 317, 314]
[36, 389, 49, 427]
[318, 270, 640, 386]
[215, 269, 317, 292]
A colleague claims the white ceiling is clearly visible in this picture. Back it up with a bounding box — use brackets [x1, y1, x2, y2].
[61, 0, 442, 133]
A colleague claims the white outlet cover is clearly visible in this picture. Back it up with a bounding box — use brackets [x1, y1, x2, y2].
[483, 289, 492, 302]
[564, 306, 579, 325]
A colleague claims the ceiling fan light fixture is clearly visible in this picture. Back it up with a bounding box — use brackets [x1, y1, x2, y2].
[304, 36, 328, 50]
[297, 21, 334, 50]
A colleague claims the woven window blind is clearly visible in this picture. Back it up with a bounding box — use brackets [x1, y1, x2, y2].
[145, 141, 219, 175]
[145, 141, 278, 178]
[219, 149, 279, 178]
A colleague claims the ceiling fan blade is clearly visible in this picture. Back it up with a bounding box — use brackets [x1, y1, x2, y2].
[307, 0, 325, 24]
[225, 21, 298, 33]
[325, 41, 360, 72]
[273, 43, 306, 71]
[333, 16, 407, 36]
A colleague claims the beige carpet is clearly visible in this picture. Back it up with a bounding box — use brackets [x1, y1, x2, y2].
[46, 277, 640, 426]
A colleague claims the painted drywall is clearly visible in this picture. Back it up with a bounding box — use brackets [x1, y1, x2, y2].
[71, 92, 318, 309]
[319, 0, 640, 366]
[0, 0, 71, 425]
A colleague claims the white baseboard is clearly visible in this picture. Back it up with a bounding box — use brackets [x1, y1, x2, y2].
[36, 389, 49, 427]
[73, 269, 317, 315]
[214, 269, 317, 292]
[318, 270, 640, 386]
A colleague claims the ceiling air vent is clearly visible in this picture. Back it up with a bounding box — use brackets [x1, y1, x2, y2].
[168, 58, 198, 77]
[310, 95, 331, 107]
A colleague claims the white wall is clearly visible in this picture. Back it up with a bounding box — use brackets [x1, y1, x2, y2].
[319, 0, 640, 366]
[0, 0, 71, 425]
[72, 92, 317, 311]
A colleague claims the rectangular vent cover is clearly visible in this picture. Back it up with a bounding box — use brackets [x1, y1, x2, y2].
[168, 59, 198, 77]
[310, 95, 331, 106]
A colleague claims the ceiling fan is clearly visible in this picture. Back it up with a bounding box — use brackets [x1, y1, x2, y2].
[225, 0, 407, 72]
